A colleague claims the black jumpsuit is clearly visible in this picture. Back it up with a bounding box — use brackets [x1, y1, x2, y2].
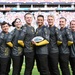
[48, 26, 62, 75]
[59, 27, 73, 75]
[7, 28, 23, 75]
[35, 25, 50, 75]
[69, 31, 75, 75]
[0, 31, 11, 75]
[18, 24, 35, 75]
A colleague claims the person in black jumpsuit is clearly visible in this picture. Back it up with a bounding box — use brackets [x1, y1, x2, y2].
[7, 18, 23, 75]
[32, 15, 50, 75]
[0, 21, 11, 75]
[18, 13, 35, 75]
[47, 15, 62, 75]
[59, 17, 73, 75]
[69, 20, 75, 75]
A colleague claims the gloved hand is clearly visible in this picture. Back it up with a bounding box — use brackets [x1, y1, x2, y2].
[6, 42, 13, 47]
[35, 40, 49, 46]
[18, 40, 24, 47]
[68, 41, 73, 46]
[57, 41, 62, 45]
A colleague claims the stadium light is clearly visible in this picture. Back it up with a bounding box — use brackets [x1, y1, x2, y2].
[44, 3, 47, 8]
[3, 4, 5, 9]
[31, 5, 33, 8]
[17, 3, 20, 9]
[58, 4, 60, 8]
[71, 3, 74, 9]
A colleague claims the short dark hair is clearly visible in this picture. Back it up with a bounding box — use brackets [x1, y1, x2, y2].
[12, 18, 21, 27]
[60, 17, 67, 21]
[70, 20, 75, 25]
[24, 12, 32, 18]
[37, 15, 44, 19]
[1, 21, 10, 28]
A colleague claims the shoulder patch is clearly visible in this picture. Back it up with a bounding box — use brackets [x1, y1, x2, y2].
[44, 27, 47, 34]
[55, 27, 59, 34]
[22, 26, 27, 32]
[0, 33, 4, 38]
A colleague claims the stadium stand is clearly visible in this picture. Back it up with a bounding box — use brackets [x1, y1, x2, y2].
[0, 0, 75, 30]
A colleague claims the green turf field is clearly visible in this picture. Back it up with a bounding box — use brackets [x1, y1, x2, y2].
[9, 65, 40, 75]
[9, 61, 40, 75]
[9, 63, 72, 75]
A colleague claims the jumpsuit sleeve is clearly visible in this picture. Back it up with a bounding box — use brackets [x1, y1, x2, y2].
[0, 33, 4, 45]
[6, 30, 15, 47]
[55, 28, 62, 45]
[66, 28, 73, 46]
[18, 26, 27, 47]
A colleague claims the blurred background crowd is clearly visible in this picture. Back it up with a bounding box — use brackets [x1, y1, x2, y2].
[0, 11, 75, 30]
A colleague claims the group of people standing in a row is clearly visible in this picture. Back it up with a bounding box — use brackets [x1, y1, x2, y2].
[0, 12, 75, 75]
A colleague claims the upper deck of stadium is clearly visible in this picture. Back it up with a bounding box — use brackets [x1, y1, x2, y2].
[0, 0, 75, 11]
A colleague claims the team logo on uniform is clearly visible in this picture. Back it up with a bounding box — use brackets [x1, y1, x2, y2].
[36, 31, 38, 34]
[0, 33, 4, 38]
[44, 28, 47, 34]
[23, 27, 26, 32]
[5, 47, 9, 56]
[18, 47, 22, 55]
[30, 42, 33, 49]
[31, 29, 34, 32]
[55, 28, 58, 34]
[67, 31, 69, 34]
